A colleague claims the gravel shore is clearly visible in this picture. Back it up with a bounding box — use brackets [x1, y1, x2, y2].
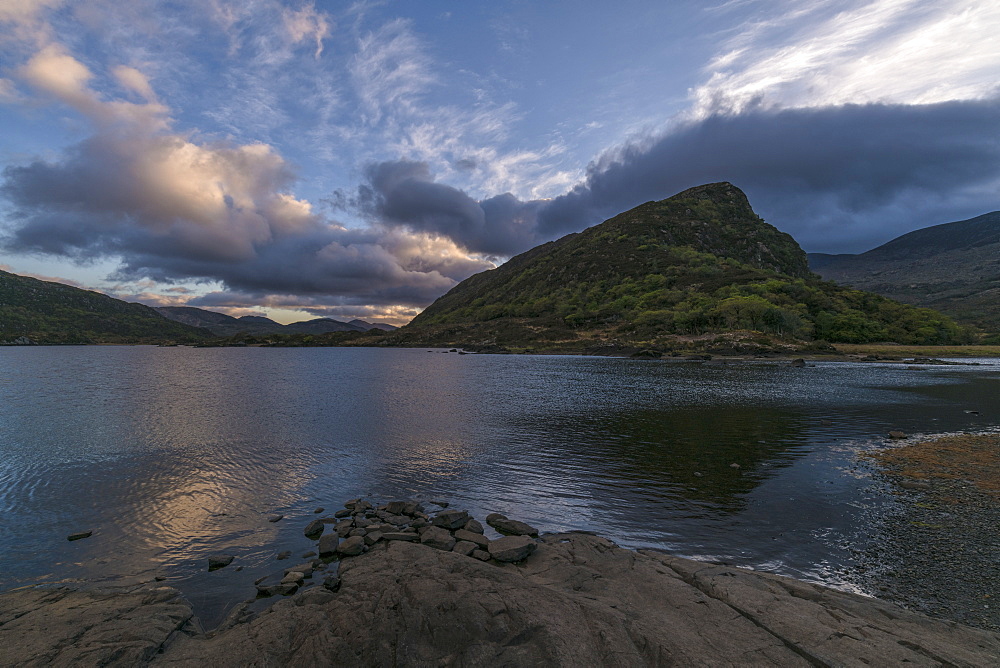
[859, 433, 1000, 631]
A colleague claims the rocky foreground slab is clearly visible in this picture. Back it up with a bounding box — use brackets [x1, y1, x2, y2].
[3, 526, 1000, 666]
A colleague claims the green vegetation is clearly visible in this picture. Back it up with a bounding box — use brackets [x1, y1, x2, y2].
[0, 270, 211, 344]
[404, 183, 976, 351]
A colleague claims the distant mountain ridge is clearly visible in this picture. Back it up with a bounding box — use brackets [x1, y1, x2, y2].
[155, 306, 396, 336]
[809, 211, 1000, 330]
[394, 182, 970, 351]
[0, 270, 211, 344]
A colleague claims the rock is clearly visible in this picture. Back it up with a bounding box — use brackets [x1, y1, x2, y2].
[323, 574, 341, 592]
[363, 531, 383, 546]
[486, 515, 539, 537]
[432, 509, 469, 530]
[335, 520, 353, 537]
[410, 518, 428, 529]
[67, 530, 93, 541]
[693, 472, 703, 477]
[266, 514, 283, 523]
[429, 499, 449, 508]
[899, 480, 932, 491]
[729, 463, 741, 469]
[5, 535, 1000, 666]
[276, 551, 292, 560]
[453, 541, 477, 556]
[207, 554, 234, 571]
[402, 501, 424, 516]
[334, 509, 351, 518]
[301, 551, 316, 559]
[790, 358, 806, 367]
[485, 512, 506, 525]
[318, 534, 340, 557]
[463, 519, 484, 534]
[314, 507, 324, 513]
[354, 517, 371, 528]
[889, 431, 909, 440]
[284, 563, 315, 578]
[454, 529, 489, 549]
[488, 535, 536, 562]
[472, 549, 492, 561]
[383, 532, 419, 542]
[420, 527, 456, 551]
[349, 528, 367, 538]
[281, 572, 305, 585]
[303, 519, 325, 539]
[336, 536, 365, 556]
[384, 501, 408, 515]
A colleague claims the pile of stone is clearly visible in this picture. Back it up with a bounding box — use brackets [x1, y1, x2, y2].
[256, 499, 540, 599]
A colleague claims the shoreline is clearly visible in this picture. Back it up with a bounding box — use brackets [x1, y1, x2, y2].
[4, 500, 1000, 666]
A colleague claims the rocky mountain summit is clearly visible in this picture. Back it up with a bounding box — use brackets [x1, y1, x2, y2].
[3, 498, 1000, 666]
[382, 183, 969, 352]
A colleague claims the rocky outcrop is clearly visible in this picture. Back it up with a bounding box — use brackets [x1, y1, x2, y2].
[4, 531, 1000, 666]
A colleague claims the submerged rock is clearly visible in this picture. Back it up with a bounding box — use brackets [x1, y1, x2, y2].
[67, 530, 93, 541]
[207, 554, 234, 571]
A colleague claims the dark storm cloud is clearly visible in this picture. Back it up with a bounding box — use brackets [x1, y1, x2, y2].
[537, 98, 1000, 253]
[349, 159, 545, 257]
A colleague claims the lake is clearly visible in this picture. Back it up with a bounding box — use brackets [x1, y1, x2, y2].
[1, 346, 998, 628]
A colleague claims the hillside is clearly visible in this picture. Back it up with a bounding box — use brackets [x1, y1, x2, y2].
[394, 183, 971, 352]
[809, 212, 1000, 331]
[156, 306, 395, 337]
[0, 270, 211, 344]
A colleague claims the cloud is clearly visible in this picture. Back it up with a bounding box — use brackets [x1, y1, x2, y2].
[282, 3, 331, 59]
[1, 48, 493, 308]
[695, 0, 1000, 116]
[344, 159, 548, 257]
[535, 98, 1000, 252]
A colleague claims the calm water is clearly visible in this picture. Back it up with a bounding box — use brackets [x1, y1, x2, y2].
[2, 347, 999, 627]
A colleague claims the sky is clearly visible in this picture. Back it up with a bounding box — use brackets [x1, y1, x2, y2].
[1, 1, 998, 325]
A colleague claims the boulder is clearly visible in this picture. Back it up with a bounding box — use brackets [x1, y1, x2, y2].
[486, 515, 538, 537]
[281, 572, 305, 585]
[383, 532, 419, 542]
[363, 531, 383, 546]
[266, 514, 283, 523]
[337, 536, 365, 557]
[471, 549, 491, 561]
[790, 358, 806, 367]
[431, 509, 469, 530]
[335, 520, 353, 537]
[334, 509, 351, 518]
[454, 529, 489, 549]
[488, 536, 536, 562]
[323, 574, 341, 592]
[284, 563, 315, 578]
[420, 527, 456, 551]
[318, 534, 339, 557]
[463, 519, 484, 534]
[453, 541, 477, 556]
[303, 519, 325, 539]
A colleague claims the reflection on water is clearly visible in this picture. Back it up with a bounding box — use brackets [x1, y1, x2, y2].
[1, 347, 998, 627]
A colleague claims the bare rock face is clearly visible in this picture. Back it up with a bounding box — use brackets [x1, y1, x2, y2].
[5, 534, 1000, 666]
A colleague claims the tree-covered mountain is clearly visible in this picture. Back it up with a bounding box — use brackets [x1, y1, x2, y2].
[391, 183, 972, 352]
[0, 270, 211, 344]
[809, 211, 1000, 331]
[156, 306, 395, 336]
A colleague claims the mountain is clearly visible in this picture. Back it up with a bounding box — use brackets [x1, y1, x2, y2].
[0, 270, 211, 344]
[156, 306, 385, 336]
[808, 211, 1000, 331]
[394, 183, 970, 352]
[349, 319, 397, 331]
